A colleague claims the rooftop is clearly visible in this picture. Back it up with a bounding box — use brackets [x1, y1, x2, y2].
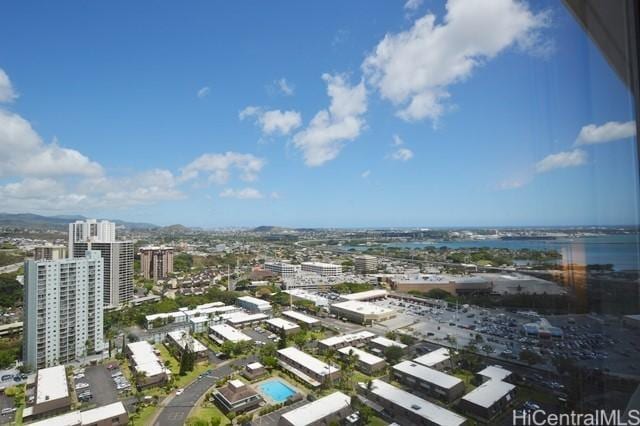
[339, 289, 388, 301]
[127, 341, 168, 377]
[36, 365, 69, 405]
[278, 347, 339, 376]
[477, 365, 512, 382]
[413, 348, 451, 367]
[266, 317, 300, 331]
[209, 323, 252, 343]
[280, 391, 351, 426]
[393, 361, 463, 389]
[222, 312, 269, 325]
[366, 379, 466, 426]
[237, 295, 271, 306]
[331, 300, 394, 316]
[27, 401, 127, 426]
[462, 379, 516, 408]
[282, 310, 320, 325]
[370, 336, 407, 349]
[167, 330, 208, 353]
[320, 331, 376, 348]
[338, 346, 385, 366]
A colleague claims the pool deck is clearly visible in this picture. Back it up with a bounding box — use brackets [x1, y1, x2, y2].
[255, 376, 305, 404]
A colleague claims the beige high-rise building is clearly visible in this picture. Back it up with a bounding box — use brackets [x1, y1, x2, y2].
[33, 245, 67, 261]
[140, 246, 174, 281]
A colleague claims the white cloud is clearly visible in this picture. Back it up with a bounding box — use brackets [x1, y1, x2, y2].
[391, 147, 414, 161]
[363, 0, 550, 122]
[240, 106, 302, 136]
[575, 120, 636, 146]
[0, 110, 103, 178]
[276, 78, 294, 96]
[0, 68, 17, 103]
[496, 176, 531, 190]
[197, 86, 210, 98]
[534, 149, 587, 173]
[392, 134, 404, 146]
[292, 73, 367, 166]
[180, 152, 265, 184]
[219, 187, 264, 199]
[270, 191, 281, 199]
[404, 0, 423, 11]
[361, 170, 371, 178]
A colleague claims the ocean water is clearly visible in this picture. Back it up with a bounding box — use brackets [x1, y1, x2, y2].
[351, 234, 640, 271]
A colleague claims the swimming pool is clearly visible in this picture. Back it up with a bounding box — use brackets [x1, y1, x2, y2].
[258, 379, 296, 403]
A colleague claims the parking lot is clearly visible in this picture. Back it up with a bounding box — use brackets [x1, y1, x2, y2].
[73, 364, 131, 407]
[244, 327, 278, 345]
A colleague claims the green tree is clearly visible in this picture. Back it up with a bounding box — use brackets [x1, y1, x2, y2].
[383, 346, 403, 364]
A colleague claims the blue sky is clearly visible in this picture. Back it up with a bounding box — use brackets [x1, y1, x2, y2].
[0, 0, 637, 228]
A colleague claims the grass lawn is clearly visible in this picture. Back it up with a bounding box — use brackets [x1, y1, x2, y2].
[174, 362, 210, 388]
[452, 369, 476, 391]
[130, 404, 158, 426]
[369, 416, 388, 426]
[518, 386, 558, 405]
[190, 404, 230, 425]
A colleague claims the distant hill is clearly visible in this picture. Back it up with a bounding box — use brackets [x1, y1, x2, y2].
[0, 213, 159, 230]
[252, 226, 290, 233]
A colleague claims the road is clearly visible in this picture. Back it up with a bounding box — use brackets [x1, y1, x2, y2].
[0, 262, 22, 274]
[153, 354, 258, 426]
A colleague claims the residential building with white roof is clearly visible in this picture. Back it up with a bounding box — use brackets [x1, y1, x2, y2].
[476, 365, 512, 383]
[282, 310, 320, 327]
[126, 341, 170, 388]
[209, 324, 252, 344]
[459, 378, 516, 420]
[27, 401, 129, 426]
[277, 347, 340, 388]
[318, 331, 376, 351]
[392, 361, 465, 402]
[338, 346, 386, 374]
[222, 311, 269, 328]
[279, 391, 352, 426]
[368, 336, 408, 356]
[22, 365, 71, 421]
[237, 295, 272, 314]
[166, 330, 208, 358]
[265, 317, 300, 335]
[361, 379, 467, 426]
[413, 348, 452, 371]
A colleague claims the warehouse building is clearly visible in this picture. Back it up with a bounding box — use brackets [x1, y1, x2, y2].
[361, 379, 467, 426]
[392, 361, 465, 403]
[330, 300, 395, 325]
[338, 346, 386, 374]
[279, 391, 352, 426]
[277, 347, 340, 388]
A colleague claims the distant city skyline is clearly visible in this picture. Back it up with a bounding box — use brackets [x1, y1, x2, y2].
[0, 0, 637, 228]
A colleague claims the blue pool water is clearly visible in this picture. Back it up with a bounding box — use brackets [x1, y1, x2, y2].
[259, 379, 296, 402]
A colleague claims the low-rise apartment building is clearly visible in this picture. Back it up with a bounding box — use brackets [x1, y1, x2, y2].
[277, 347, 340, 388]
[279, 391, 352, 426]
[392, 361, 465, 403]
[337, 346, 386, 374]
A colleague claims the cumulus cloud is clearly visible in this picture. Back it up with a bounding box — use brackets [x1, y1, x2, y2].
[535, 149, 587, 173]
[219, 187, 264, 199]
[180, 152, 265, 184]
[575, 120, 636, 146]
[0, 110, 103, 178]
[197, 86, 210, 98]
[363, 0, 550, 122]
[0, 68, 17, 103]
[292, 73, 367, 166]
[240, 106, 302, 136]
[404, 0, 423, 11]
[391, 147, 414, 161]
[275, 78, 294, 96]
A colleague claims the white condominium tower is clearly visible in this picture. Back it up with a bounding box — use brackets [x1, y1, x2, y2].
[23, 250, 104, 370]
[69, 219, 133, 307]
[68, 219, 116, 254]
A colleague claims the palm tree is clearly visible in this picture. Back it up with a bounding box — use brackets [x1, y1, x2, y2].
[324, 347, 337, 388]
